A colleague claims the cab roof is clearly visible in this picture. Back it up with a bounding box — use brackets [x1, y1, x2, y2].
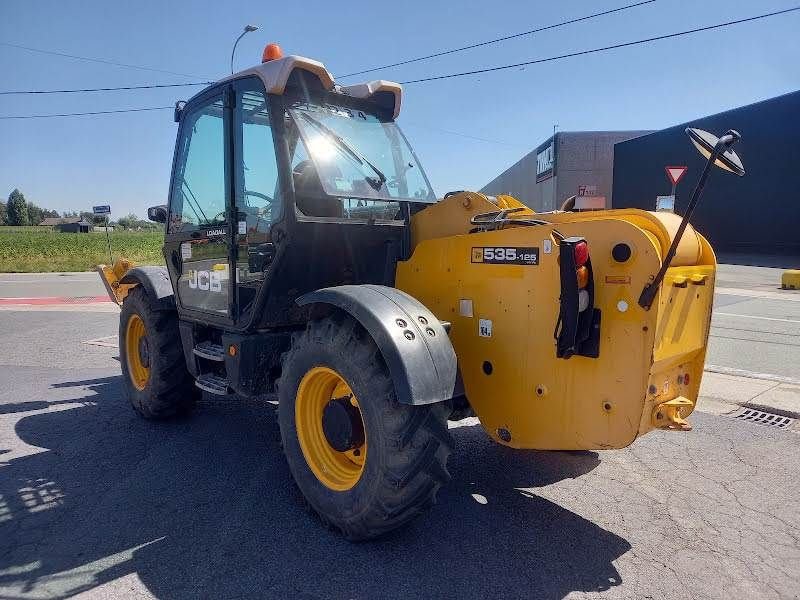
[216, 54, 403, 119]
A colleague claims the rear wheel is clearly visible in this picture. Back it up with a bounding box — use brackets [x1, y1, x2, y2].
[278, 314, 453, 540]
[119, 286, 198, 419]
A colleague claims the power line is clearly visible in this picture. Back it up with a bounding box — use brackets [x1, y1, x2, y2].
[0, 82, 212, 96]
[0, 41, 206, 79]
[2, 7, 796, 120]
[335, 0, 657, 78]
[2, 2, 653, 96]
[0, 106, 173, 120]
[400, 6, 800, 84]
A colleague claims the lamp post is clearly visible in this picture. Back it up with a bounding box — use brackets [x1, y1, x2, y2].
[231, 25, 259, 74]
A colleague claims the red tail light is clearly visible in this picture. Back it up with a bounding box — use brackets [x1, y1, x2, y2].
[574, 241, 589, 267]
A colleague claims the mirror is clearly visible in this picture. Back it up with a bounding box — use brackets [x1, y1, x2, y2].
[147, 205, 168, 223]
[685, 127, 746, 176]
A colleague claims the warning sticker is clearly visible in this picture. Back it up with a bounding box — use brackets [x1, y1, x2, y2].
[479, 319, 493, 337]
[180, 242, 192, 260]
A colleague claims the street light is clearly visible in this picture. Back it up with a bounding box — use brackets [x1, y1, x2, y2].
[231, 25, 259, 73]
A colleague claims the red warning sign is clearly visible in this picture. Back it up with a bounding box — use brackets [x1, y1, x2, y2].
[665, 166, 688, 185]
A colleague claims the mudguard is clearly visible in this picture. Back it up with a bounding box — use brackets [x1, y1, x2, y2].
[120, 266, 176, 311]
[297, 284, 458, 406]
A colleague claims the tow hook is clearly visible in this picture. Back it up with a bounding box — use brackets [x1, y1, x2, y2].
[652, 397, 693, 431]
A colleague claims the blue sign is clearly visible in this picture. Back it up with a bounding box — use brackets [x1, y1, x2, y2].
[92, 205, 111, 215]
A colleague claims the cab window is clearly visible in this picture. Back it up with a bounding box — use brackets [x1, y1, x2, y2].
[169, 97, 226, 233]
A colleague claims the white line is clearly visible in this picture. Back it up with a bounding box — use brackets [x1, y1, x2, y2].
[714, 312, 800, 324]
[715, 287, 800, 302]
[704, 364, 800, 385]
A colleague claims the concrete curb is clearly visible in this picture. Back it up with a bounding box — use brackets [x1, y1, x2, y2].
[699, 369, 800, 419]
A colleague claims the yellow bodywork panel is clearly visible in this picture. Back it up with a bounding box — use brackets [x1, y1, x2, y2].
[97, 258, 137, 305]
[396, 193, 716, 450]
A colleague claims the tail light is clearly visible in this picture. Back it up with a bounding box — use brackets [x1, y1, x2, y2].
[554, 236, 601, 359]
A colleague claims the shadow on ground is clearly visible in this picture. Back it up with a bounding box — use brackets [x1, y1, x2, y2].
[0, 377, 630, 599]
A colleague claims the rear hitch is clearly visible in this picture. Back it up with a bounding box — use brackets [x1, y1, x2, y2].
[652, 397, 694, 431]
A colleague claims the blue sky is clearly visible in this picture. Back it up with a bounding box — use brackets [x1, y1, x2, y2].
[1, 0, 798, 218]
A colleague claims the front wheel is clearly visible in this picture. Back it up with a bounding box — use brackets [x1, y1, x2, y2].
[278, 314, 452, 540]
[119, 286, 198, 419]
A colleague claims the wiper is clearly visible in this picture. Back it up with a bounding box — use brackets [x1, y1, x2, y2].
[297, 112, 387, 191]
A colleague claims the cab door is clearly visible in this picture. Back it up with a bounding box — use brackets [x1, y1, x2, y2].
[165, 88, 235, 323]
[231, 77, 284, 325]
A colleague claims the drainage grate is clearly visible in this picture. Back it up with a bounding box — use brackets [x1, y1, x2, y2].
[733, 408, 795, 429]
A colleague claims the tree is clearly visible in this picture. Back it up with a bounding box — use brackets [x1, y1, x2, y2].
[116, 213, 139, 229]
[27, 202, 44, 226]
[6, 189, 29, 226]
[0, 202, 6, 225]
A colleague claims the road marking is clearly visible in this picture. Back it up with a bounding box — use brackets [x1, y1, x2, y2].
[704, 364, 800, 386]
[714, 312, 800, 324]
[0, 296, 111, 305]
[715, 287, 800, 302]
[82, 335, 118, 347]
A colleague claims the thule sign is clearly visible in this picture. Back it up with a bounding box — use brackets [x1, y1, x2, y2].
[536, 139, 555, 182]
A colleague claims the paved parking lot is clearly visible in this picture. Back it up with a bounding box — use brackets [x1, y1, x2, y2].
[0, 267, 799, 599]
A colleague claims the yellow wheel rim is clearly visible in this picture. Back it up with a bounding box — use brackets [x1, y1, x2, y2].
[295, 366, 367, 491]
[125, 313, 150, 391]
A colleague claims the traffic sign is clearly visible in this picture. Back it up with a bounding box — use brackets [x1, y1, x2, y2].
[665, 166, 687, 186]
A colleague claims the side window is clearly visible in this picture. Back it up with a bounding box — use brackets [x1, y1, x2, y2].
[169, 97, 226, 233]
[235, 84, 281, 232]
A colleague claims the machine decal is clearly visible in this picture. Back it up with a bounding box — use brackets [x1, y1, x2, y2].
[543, 239, 553, 254]
[478, 319, 493, 337]
[180, 242, 192, 260]
[605, 275, 631, 284]
[206, 227, 227, 237]
[187, 269, 224, 292]
[471, 247, 539, 265]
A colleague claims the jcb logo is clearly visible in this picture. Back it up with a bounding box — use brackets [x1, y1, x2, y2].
[187, 270, 223, 292]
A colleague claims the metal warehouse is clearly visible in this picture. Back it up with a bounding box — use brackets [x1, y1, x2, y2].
[612, 90, 800, 255]
[481, 131, 652, 212]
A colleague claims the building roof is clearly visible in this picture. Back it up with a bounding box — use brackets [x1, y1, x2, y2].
[40, 217, 92, 226]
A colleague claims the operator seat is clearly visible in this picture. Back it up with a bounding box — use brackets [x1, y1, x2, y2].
[293, 160, 343, 218]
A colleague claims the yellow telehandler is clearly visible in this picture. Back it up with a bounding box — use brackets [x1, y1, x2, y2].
[99, 44, 744, 539]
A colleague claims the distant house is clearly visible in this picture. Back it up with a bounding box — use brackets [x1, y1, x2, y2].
[39, 217, 93, 233]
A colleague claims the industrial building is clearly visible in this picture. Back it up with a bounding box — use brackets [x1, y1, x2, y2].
[481, 131, 651, 212]
[612, 90, 800, 255]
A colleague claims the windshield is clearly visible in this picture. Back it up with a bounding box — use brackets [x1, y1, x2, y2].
[288, 101, 436, 204]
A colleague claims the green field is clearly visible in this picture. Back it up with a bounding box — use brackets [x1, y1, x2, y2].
[0, 227, 164, 272]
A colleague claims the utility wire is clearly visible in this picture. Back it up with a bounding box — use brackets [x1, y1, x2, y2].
[0, 81, 213, 96]
[2, 7, 797, 119]
[1, 1, 656, 95]
[0, 106, 173, 120]
[0, 41, 206, 79]
[336, 0, 657, 78]
[400, 6, 800, 84]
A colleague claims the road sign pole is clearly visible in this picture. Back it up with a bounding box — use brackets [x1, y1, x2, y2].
[105, 215, 113, 265]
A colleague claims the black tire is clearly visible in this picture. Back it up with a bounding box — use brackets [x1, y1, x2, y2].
[277, 313, 453, 541]
[119, 286, 198, 420]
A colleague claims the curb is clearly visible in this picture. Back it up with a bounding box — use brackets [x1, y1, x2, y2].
[700, 367, 800, 420]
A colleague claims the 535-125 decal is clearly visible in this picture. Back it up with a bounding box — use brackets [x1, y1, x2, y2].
[471, 247, 539, 265]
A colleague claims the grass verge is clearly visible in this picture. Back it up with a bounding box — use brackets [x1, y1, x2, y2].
[0, 228, 164, 272]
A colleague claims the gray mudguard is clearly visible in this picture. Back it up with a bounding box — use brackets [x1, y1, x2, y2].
[297, 284, 458, 406]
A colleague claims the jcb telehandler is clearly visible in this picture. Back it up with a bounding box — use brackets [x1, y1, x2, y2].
[99, 45, 745, 540]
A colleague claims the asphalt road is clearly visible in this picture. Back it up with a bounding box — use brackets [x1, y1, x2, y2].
[0, 267, 798, 599]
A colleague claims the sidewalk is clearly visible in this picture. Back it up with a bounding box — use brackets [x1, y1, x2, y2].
[698, 370, 800, 419]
